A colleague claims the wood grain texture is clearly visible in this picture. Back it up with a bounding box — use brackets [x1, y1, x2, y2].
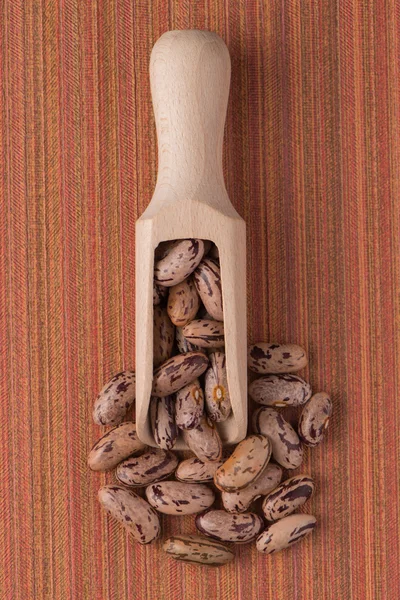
[0, 0, 399, 599]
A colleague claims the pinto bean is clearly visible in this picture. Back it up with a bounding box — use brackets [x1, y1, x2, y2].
[252, 407, 303, 469]
[298, 392, 332, 447]
[88, 422, 146, 472]
[93, 370, 135, 426]
[214, 435, 271, 492]
[116, 448, 178, 487]
[249, 374, 311, 407]
[145, 481, 215, 515]
[221, 463, 283, 513]
[152, 352, 209, 397]
[163, 535, 234, 566]
[256, 514, 316, 554]
[196, 510, 264, 544]
[248, 343, 308, 374]
[154, 239, 205, 287]
[98, 485, 160, 544]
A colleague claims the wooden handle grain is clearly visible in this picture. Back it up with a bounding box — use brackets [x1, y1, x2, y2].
[150, 30, 231, 207]
[136, 31, 247, 448]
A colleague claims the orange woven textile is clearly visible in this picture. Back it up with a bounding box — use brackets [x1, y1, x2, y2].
[1, 1, 399, 599]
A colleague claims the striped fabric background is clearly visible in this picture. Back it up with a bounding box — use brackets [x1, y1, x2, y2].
[1, 1, 399, 598]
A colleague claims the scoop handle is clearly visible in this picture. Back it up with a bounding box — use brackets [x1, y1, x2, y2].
[150, 30, 231, 208]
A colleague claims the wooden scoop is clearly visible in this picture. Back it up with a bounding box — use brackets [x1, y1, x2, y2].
[135, 30, 247, 448]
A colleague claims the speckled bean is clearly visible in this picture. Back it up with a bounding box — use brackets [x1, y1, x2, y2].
[248, 342, 308, 374]
[256, 514, 316, 554]
[298, 392, 332, 447]
[252, 407, 303, 470]
[93, 370, 135, 426]
[150, 396, 178, 450]
[249, 374, 312, 408]
[182, 319, 224, 348]
[175, 378, 204, 430]
[221, 463, 283, 513]
[204, 351, 231, 422]
[193, 257, 223, 321]
[88, 422, 146, 471]
[175, 326, 202, 353]
[145, 481, 215, 515]
[163, 535, 234, 566]
[262, 475, 315, 521]
[116, 448, 178, 487]
[153, 306, 175, 368]
[182, 415, 223, 462]
[153, 281, 168, 306]
[167, 277, 200, 327]
[214, 435, 271, 492]
[152, 351, 209, 397]
[196, 510, 264, 544]
[154, 239, 205, 287]
[98, 485, 160, 544]
[175, 457, 223, 483]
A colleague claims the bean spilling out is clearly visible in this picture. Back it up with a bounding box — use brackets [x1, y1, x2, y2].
[89, 238, 333, 565]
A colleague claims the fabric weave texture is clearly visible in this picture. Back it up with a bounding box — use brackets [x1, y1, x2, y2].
[1, 1, 399, 599]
